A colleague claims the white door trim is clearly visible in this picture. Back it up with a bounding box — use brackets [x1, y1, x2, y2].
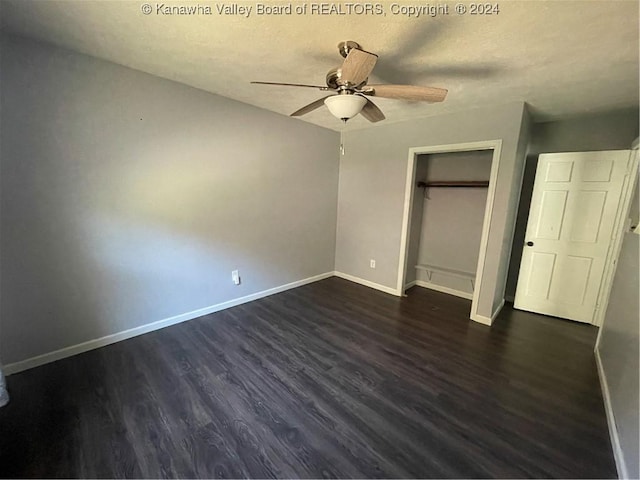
[396, 139, 503, 325]
[593, 144, 639, 328]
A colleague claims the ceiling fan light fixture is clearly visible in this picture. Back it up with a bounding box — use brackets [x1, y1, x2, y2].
[324, 94, 367, 121]
[253, 41, 446, 124]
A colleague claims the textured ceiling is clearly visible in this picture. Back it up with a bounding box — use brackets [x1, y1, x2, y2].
[1, 0, 638, 131]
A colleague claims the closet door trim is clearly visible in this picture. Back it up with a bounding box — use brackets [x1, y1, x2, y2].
[397, 140, 503, 326]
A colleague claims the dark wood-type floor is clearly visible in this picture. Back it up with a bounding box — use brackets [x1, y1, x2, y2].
[0, 277, 616, 478]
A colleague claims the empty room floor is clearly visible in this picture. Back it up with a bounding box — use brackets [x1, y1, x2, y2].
[0, 277, 615, 478]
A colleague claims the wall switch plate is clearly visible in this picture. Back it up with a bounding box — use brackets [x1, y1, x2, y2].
[232, 270, 241, 285]
[370, 259, 376, 269]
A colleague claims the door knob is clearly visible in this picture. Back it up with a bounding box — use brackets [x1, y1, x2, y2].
[526, 241, 534, 247]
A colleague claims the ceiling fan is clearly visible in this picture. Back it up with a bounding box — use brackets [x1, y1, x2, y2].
[251, 41, 448, 123]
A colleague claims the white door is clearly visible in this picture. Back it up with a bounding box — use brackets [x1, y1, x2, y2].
[514, 150, 630, 323]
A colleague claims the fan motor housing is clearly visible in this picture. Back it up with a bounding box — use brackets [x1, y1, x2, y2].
[326, 68, 341, 89]
[326, 67, 368, 90]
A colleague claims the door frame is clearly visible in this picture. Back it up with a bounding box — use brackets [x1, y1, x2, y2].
[396, 139, 503, 325]
[593, 143, 639, 327]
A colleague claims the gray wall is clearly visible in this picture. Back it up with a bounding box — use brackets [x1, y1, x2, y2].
[506, 109, 640, 299]
[335, 102, 528, 320]
[0, 36, 340, 366]
[530, 108, 640, 155]
[598, 207, 639, 479]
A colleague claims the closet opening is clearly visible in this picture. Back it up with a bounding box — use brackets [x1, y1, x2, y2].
[396, 140, 503, 325]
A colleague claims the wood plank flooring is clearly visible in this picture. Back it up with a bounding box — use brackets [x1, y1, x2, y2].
[0, 277, 616, 478]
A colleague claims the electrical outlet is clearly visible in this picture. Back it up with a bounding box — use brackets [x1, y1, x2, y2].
[232, 270, 241, 285]
[370, 259, 376, 269]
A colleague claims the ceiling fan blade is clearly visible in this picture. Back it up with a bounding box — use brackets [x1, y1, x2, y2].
[359, 97, 385, 123]
[291, 96, 333, 117]
[366, 84, 447, 102]
[251, 81, 328, 90]
[340, 48, 378, 86]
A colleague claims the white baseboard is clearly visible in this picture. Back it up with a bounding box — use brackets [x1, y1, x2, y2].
[470, 314, 492, 326]
[4, 271, 334, 376]
[414, 280, 474, 300]
[595, 348, 627, 479]
[333, 271, 401, 296]
[404, 280, 418, 291]
[470, 298, 505, 326]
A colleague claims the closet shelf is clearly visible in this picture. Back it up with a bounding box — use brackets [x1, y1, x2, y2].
[416, 263, 476, 298]
[417, 181, 489, 188]
[415, 264, 475, 279]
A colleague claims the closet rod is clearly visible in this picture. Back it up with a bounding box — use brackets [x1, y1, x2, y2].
[417, 181, 489, 188]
